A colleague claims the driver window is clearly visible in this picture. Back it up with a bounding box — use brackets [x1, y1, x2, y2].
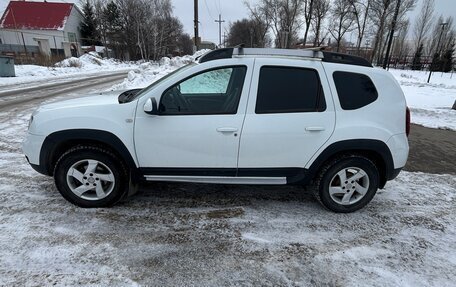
[159, 66, 247, 115]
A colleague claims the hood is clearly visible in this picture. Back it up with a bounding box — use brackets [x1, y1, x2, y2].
[37, 90, 125, 111]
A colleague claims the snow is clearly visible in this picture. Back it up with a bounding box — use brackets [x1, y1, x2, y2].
[0, 51, 455, 285]
[389, 69, 456, 131]
[110, 49, 209, 91]
[1, 101, 456, 284]
[0, 52, 137, 88]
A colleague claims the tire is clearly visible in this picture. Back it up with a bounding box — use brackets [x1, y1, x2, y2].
[313, 154, 380, 213]
[54, 146, 129, 208]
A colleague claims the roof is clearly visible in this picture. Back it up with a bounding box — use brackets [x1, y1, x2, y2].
[0, 1, 75, 31]
[198, 47, 373, 67]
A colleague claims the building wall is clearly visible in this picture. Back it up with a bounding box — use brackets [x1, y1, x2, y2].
[0, 5, 82, 53]
[63, 6, 83, 44]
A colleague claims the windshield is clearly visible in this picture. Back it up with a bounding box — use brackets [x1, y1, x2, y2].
[126, 62, 197, 102]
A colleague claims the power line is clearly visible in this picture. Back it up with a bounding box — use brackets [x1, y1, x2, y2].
[203, 0, 215, 20]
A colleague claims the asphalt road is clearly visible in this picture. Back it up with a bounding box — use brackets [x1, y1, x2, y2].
[0, 77, 454, 285]
[406, 124, 456, 175]
[0, 72, 128, 112]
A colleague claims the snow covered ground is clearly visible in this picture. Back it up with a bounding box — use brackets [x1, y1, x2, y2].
[0, 52, 455, 285]
[0, 52, 137, 87]
[388, 69, 456, 131]
[0, 101, 455, 285]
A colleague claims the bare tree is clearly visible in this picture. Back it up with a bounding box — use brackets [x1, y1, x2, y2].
[393, 18, 410, 62]
[349, 0, 372, 53]
[227, 18, 271, 47]
[413, 0, 435, 50]
[302, 0, 314, 45]
[311, 0, 330, 46]
[369, 0, 393, 62]
[244, 1, 273, 47]
[428, 16, 455, 55]
[328, 0, 355, 52]
[247, 0, 305, 48]
[370, 0, 415, 64]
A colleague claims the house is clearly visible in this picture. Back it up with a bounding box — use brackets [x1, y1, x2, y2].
[0, 1, 83, 59]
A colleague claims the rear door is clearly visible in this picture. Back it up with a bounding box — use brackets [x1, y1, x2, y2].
[237, 58, 335, 173]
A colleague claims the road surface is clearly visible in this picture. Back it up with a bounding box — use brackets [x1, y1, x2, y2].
[0, 76, 454, 286]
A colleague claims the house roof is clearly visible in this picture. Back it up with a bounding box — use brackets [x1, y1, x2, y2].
[0, 1, 75, 31]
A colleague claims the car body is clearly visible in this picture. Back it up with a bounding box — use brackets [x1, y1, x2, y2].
[23, 48, 409, 212]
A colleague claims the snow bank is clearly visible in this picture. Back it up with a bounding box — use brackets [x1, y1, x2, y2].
[110, 49, 210, 90]
[1, 52, 137, 87]
[389, 69, 456, 130]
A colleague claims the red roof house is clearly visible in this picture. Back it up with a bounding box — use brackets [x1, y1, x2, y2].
[0, 1, 84, 57]
[0, 1, 75, 30]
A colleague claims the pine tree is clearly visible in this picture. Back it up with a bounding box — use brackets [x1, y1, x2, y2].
[411, 43, 423, 70]
[429, 52, 441, 72]
[441, 43, 454, 72]
[80, 0, 99, 46]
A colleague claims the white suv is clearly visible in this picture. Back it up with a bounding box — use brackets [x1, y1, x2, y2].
[23, 48, 410, 212]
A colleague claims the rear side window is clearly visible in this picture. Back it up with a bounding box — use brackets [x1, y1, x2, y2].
[333, 71, 378, 110]
[255, 66, 325, 114]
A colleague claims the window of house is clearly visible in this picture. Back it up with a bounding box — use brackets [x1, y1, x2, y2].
[159, 66, 247, 115]
[68, 32, 77, 42]
[333, 71, 378, 110]
[255, 66, 325, 114]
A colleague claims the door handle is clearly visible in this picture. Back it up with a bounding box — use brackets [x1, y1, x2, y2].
[217, 127, 238, 133]
[305, 126, 325, 132]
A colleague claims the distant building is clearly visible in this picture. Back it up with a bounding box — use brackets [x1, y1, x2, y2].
[0, 1, 83, 59]
[200, 41, 216, 50]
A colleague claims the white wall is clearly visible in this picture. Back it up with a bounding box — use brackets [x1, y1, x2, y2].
[0, 29, 64, 48]
[63, 6, 83, 44]
[0, 5, 83, 49]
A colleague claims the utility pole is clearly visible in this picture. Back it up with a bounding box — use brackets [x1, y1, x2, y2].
[215, 14, 225, 47]
[194, 0, 199, 51]
[427, 22, 448, 83]
[383, 0, 401, 69]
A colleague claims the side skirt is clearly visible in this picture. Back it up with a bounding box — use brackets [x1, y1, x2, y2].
[144, 175, 287, 185]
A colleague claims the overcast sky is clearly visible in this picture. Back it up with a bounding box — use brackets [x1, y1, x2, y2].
[1, 0, 456, 44]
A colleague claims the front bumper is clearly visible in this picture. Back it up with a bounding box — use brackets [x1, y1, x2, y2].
[22, 132, 46, 168]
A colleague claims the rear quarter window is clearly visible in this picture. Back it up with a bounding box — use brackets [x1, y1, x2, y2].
[333, 71, 378, 110]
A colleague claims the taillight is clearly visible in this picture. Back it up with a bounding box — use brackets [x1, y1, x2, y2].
[406, 107, 411, 137]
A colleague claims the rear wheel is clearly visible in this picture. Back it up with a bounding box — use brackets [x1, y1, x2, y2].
[313, 155, 380, 213]
[54, 146, 128, 208]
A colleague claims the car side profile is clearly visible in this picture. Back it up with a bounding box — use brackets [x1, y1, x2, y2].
[23, 48, 410, 212]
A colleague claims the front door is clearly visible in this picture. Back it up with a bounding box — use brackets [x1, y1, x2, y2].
[134, 61, 253, 174]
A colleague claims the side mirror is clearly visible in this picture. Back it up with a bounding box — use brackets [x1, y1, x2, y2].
[144, 98, 158, 115]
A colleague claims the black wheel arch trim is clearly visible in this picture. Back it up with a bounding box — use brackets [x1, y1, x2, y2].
[39, 129, 138, 179]
[304, 139, 396, 188]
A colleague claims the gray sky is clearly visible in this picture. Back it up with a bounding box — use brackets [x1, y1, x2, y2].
[1, 0, 456, 43]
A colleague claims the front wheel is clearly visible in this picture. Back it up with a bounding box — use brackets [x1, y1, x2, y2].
[313, 155, 380, 213]
[54, 146, 129, 208]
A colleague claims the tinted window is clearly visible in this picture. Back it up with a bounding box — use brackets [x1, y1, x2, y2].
[255, 66, 325, 114]
[333, 71, 378, 110]
[160, 66, 247, 115]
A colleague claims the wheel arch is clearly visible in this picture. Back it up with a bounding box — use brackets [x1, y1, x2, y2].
[306, 139, 395, 188]
[40, 129, 138, 178]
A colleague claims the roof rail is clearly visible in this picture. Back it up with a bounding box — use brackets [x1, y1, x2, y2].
[198, 47, 372, 67]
